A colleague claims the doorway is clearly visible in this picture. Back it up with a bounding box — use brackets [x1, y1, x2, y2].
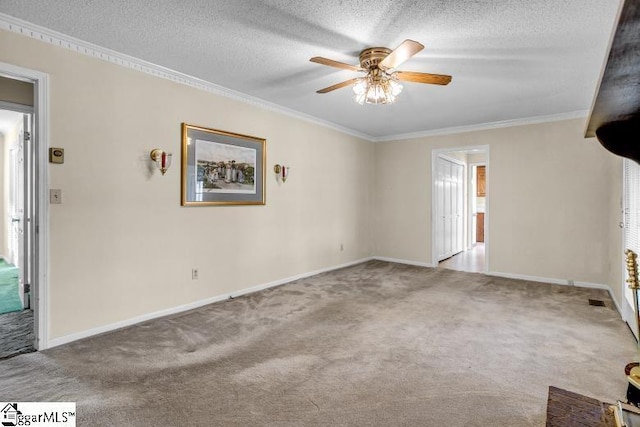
[0, 63, 49, 354]
[0, 103, 35, 358]
[432, 146, 489, 273]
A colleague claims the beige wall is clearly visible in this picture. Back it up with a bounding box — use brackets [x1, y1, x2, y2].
[0, 30, 373, 340]
[0, 75, 33, 106]
[374, 119, 623, 298]
[0, 28, 627, 342]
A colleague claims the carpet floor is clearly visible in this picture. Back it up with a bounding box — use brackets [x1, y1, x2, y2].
[0, 309, 34, 359]
[0, 261, 637, 426]
[0, 259, 21, 314]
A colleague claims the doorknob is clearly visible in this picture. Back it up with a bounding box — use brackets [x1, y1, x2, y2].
[620, 222, 625, 228]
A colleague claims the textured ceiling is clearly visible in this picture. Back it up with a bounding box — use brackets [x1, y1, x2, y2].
[0, 0, 623, 140]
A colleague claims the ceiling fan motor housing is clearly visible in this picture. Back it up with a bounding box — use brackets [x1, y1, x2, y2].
[359, 47, 392, 70]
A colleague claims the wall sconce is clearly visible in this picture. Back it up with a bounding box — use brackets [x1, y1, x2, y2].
[150, 148, 172, 175]
[274, 164, 290, 182]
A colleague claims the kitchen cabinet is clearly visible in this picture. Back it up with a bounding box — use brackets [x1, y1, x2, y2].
[477, 166, 486, 197]
[476, 213, 485, 243]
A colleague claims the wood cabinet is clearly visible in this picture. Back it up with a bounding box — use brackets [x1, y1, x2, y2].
[476, 166, 486, 197]
[476, 213, 485, 243]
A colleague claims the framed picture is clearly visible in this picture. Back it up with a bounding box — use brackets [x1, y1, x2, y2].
[181, 123, 266, 206]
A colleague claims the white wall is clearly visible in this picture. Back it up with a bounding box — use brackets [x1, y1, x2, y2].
[373, 119, 623, 302]
[0, 29, 374, 340]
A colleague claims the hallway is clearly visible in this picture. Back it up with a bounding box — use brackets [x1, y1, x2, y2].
[439, 243, 485, 273]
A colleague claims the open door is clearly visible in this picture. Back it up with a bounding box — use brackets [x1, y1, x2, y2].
[8, 113, 33, 309]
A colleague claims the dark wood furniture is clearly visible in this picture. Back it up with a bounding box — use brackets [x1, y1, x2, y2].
[476, 165, 486, 197]
[585, 0, 640, 161]
[546, 386, 616, 427]
[476, 212, 484, 243]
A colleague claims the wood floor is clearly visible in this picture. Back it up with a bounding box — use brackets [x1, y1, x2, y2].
[439, 243, 485, 273]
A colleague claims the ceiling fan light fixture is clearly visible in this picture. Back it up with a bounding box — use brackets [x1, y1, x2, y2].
[312, 39, 449, 103]
[353, 72, 403, 105]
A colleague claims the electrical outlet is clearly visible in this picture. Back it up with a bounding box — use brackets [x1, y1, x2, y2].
[192, 268, 199, 280]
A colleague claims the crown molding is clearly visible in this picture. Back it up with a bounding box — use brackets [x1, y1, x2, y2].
[0, 13, 374, 141]
[0, 13, 591, 144]
[371, 110, 590, 142]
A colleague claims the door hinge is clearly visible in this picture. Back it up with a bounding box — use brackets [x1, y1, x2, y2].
[24, 131, 31, 142]
[24, 283, 31, 293]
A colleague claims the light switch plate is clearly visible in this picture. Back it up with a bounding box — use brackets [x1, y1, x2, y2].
[50, 189, 62, 204]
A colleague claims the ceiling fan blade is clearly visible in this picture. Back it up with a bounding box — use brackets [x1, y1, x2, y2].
[379, 39, 424, 70]
[395, 71, 452, 85]
[310, 57, 363, 72]
[316, 78, 361, 94]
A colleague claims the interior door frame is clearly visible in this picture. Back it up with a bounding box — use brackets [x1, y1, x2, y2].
[0, 61, 50, 350]
[431, 145, 490, 271]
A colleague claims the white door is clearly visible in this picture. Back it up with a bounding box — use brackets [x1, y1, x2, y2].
[451, 163, 464, 254]
[435, 160, 445, 260]
[436, 156, 465, 261]
[623, 158, 640, 338]
[7, 113, 32, 308]
[443, 159, 452, 256]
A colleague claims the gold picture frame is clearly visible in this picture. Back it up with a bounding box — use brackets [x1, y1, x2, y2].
[181, 123, 266, 206]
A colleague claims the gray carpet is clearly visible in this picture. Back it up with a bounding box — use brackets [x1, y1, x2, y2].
[0, 309, 34, 359]
[0, 261, 636, 426]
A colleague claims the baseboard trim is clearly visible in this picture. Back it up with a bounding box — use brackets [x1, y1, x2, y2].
[487, 271, 569, 286]
[487, 270, 612, 290]
[47, 258, 623, 348]
[488, 270, 622, 315]
[374, 259, 620, 312]
[575, 281, 623, 316]
[372, 256, 435, 268]
[47, 257, 373, 348]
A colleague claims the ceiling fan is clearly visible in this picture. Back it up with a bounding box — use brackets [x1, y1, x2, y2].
[310, 39, 451, 105]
